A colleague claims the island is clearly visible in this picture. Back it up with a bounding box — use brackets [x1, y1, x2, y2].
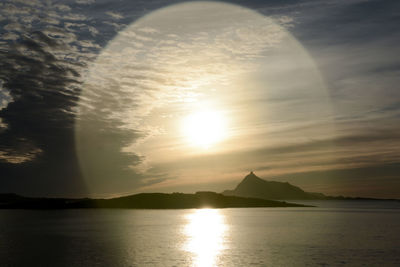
[0, 191, 311, 209]
[222, 172, 399, 201]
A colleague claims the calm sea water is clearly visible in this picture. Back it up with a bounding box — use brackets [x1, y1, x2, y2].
[1, 201, 399, 266]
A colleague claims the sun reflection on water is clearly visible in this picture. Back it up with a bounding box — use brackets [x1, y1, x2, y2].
[184, 209, 227, 267]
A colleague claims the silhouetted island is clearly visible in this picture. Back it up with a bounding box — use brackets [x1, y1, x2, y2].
[222, 172, 326, 200]
[222, 172, 399, 201]
[2, 172, 394, 209]
[0, 191, 310, 209]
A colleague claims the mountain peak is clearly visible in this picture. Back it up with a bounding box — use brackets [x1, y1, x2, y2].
[223, 172, 327, 200]
[243, 171, 264, 181]
[244, 171, 261, 180]
[238, 171, 268, 190]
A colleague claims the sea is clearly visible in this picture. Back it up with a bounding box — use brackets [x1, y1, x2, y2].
[1, 200, 399, 266]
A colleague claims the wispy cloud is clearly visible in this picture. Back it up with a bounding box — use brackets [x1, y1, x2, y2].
[0, 0, 399, 198]
[106, 11, 124, 20]
[75, 2, 336, 195]
[75, 0, 96, 5]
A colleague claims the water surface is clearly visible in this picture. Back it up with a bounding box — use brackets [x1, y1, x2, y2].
[1, 201, 399, 266]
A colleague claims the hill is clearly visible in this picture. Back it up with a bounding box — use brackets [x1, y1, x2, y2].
[0, 191, 310, 209]
[222, 172, 328, 200]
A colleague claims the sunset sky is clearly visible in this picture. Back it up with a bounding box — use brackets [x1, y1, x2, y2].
[1, 0, 399, 198]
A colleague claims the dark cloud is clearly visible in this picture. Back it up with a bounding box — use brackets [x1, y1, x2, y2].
[0, 0, 399, 198]
[0, 0, 146, 197]
[0, 30, 87, 196]
[0, 0, 156, 197]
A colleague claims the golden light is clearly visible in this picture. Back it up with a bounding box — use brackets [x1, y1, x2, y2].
[76, 1, 333, 194]
[181, 110, 227, 149]
[184, 209, 227, 267]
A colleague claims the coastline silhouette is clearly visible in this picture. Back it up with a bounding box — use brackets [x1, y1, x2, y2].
[1, 172, 398, 209]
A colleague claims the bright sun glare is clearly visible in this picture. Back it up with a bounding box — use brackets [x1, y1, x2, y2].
[182, 110, 227, 148]
[185, 209, 227, 267]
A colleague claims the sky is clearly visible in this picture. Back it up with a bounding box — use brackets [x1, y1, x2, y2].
[0, 0, 399, 198]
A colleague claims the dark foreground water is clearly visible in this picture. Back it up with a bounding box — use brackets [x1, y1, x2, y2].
[1, 201, 399, 266]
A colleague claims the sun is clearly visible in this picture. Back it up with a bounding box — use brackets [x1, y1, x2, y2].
[181, 110, 227, 148]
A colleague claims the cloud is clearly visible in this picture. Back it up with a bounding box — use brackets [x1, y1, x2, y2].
[1, 3, 32, 16]
[75, 0, 96, 5]
[63, 13, 88, 21]
[0, 0, 103, 197]
[0, 145, 42, 164]
[2, 32, 19, 41]
[0, 34, 86, 195]
[75, 2, 331, 196]
[138, 127, 400, 195]
[1, 0, 399, 198]
[103, 21, 126, 31]
[0, 31, 83, 155]
[54, 4, 72, 12]
[106, 11, 124, 20]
